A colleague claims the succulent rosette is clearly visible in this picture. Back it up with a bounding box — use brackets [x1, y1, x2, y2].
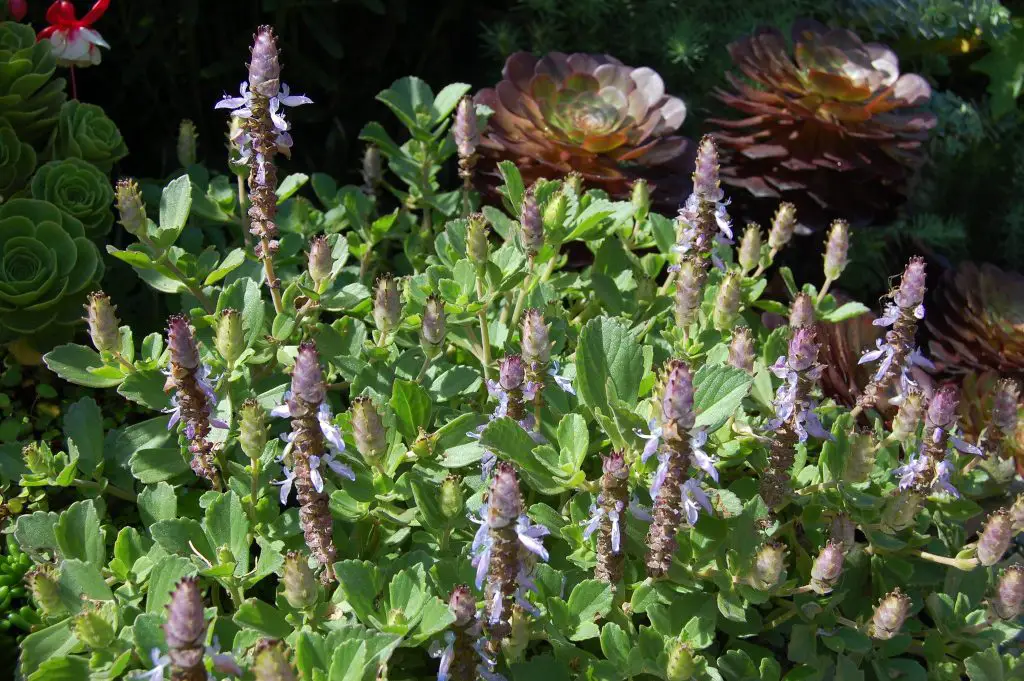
[475, 51, 695, 208]
[0, 21, 67, 144]
[30, 158, 114, 239]
[0, 119, 34, 199]
[709, 19, 936, 228]
[49, 100, 128, 173]
[0, 198, 103, 340]
[927, 262, 1024, 376]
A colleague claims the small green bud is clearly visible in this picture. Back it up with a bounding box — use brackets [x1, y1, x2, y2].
[23, 442, 56, 477]
[73, 604, 116, 649]
[504, 603, 531, 662]
[977, 509, 1012, 566]
[768, 202, 797, 251]
[810, 541, 844, 594]
[308, 235, 333, 288]
[282, 552, 318, 610]
[216, 545, 234, 566]
[85, 291, 120, 353]
[870, 588, 911, 640]
[737, 223, 762, 274]
[27, 565, 65, 618]
[253, 639, 297, 681]
[665, 640, 696, 681]
[543, 186, 570, 233]
[115, 178, 148, 237]
[564, 171, 583, 198]
[748, 542, 787, 591]
[823, 219, 850, 281]
[177, 119, 198, 168]
[674, 256, 704, 328]
[440, 475, 464, 520]
[631, 179, 650, 223]
[373, 274, 402, 334]
[215, 308, 244, 365]
[238, 399, 268, 461]
[466, 213, 490, 265]
[712, 271, 742, 332]
[352, 396, 387, 461]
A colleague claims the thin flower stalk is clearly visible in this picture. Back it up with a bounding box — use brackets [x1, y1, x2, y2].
[585, 451, 630, 584]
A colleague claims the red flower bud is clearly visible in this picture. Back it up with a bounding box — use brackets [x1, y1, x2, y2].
[926, 385, 959, 430]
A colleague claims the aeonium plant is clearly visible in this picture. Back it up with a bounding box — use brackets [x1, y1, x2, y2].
[9, 26, 1021, 681]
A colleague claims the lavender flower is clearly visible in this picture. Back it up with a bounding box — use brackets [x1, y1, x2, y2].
[675, 136, 733, 265]
[215, 80, 312, 162]
[680, 478, 712, 526]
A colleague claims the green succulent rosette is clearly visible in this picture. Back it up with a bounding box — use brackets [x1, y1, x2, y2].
[0, 198, 103, 342]
[30, 158, 114, 240]
[0, 22, 67, 144]
[0, 120, 35, 200]
[49, 100, 128, 173]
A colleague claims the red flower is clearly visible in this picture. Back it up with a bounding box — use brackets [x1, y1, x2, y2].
[7, 0, 28, 21]
[37, 0, 110, 67]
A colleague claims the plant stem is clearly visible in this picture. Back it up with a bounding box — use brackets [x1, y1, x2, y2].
[415, 353, 433, 384]
[73, 479, 136, 502]
[150, 249, 216, 314]
[258, 237, 284, 314]
[476, 276, 492, 382]
[816, 277, 834, 305]
[112, 352, 136, 373]
[752, 248, 779, 279]
[911, 549, 979, 571]
[237, 176, 252, 249]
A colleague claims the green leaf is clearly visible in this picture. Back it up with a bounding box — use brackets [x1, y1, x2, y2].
[377, 76, 434, 133]
[234, 598, 293, 638]
[17, 620, 79, 678]
[567, 580, 613, 641]
[820, 301, 870, 323]
[556, 413, 589, 472]
[203, 491, 251, 575]
[58, 559, 113, 612]
[26, 654, 90, 681]
[971, 21, 1024, 119]
[576, 317, 644, 416]
[334, 560, 383, 625]
[154, 175, 192, 249]
[63, 398, 103, 477]
[965, 647, 1006, 681]
[693, 364, 753, 431]
[117, 368, 172, 410]
[204, 248, 246, 285]
[43, 344, 123, 388]
[109, 526, 147, 581]
[600, 622, 632, 668]
[277, 173, 309, 203]
[390, 379, 432, 442]
[217, 277, 266, 349]
[150, 518, 214, 562]
[431, 83, 471, 124]
[498, 160, 525, 215]
[146, 555, 196, 613]
[54, 500, 105, 567]
[138, 482, 177, 526]
[129, 447, 190, 484]
[328, 640, 369, 681]
[14, 512, 60, 560]
[819, 413, 853, 483]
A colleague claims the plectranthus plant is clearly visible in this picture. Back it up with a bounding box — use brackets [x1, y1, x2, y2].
[2, 27, 1018, 681]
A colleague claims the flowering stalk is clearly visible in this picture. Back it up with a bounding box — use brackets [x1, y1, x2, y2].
[985, 379, 1020, 459]
[163, 578, 208, 681]
[454, 96, 478, 215]
[676, 135, 732, 267]
[728, 327, 755, 374]
[762, 328, 831, 507]
[216, 26, 312, 314]
[592, 451, 629, 584]
[165, 315, 222, 488]
[434, 586, 481, 681]
[372, 274, 402, 346]
[856, 257, 929, 412]
[238, 399, 267, 523]
[467, 214, 493, 381]
[753, 202, 797, 278]
[673, 256, 705, 337]
[285, 342, 337, 582]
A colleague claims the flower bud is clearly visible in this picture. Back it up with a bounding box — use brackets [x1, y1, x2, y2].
[85, 291, 120, 353]
[830, 514, 856, 554]
[787, 326, 819, 372]
[892, 391, 923, 441]
[73, 604, 115, 649]
[362, 145, 382, 193]
[177, 119, 198, 168]
[248, 26, 281, 98]
[1011, 494, 1024, 532]
[977, 509, 1012, 566]
[881, 491, 921, 533]
[520, 190, 543, 257]
[453, 96, 478, 160]
[253, 640, 297, 681]
[992, 379, 1020, 434]
[768, 202, 797, 251]
[115, 178, 148, 237]
[564, 172, 583, 198]
[352, 396, 386, 460]
[665, 640, 696, 681]
[308, 235, 332, 288]
[420, 295, 447, 349]
[712, 271, 742, 332]
[291, 341, 325, 405]
[487, 462, 523, 527]
[466, 213, 490, 265]
[603, 450, 629, 481]
[692, 135, 722, 202]
[499, 354, 526, 392]
[373, 274, 402, 334]
[27, 566, 65, 618]
[871, 588, 911, 640]
[164, 577, 208, 668]
[521, 308, 551, 368]
[894, 257, 926, 310]
[748, 542, 787, 590]
[674, 257, 704, 328]
[661, 360, 695, 431]
[238, 399, 267, 461]
[215, 309, 244, 366]
[543, 187, 570, 232]
[448, 585, 476, 628]
[926, 385, 959, 430]
[823, 220, 849, 281]
[631, 179, 651, 222]
[440, 475, 464, 520]
[789, 292, 815, 329]
[282, 552, 318, 609]
[810, 541, 844, 594]
[727, 327, 755, 374]
[167, 315, 200, 370]
[991, 565, 1023, 620]
[738, 223, 762, 274]
[843, 432, 875, 484]
[23, 442, 54, 477]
